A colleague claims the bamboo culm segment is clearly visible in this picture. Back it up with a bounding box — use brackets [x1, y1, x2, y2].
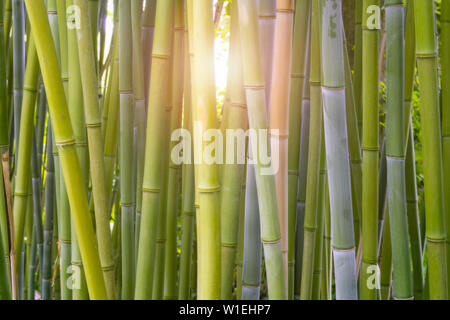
[320, 0, 357, 300]
[24, 0, 108, 300]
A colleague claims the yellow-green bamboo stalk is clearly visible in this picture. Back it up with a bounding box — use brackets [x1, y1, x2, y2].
[73, 0, 115, 299]
[191, 0, 221, 300]
[220, 0, 247, 299]
[134, 0, 175, 300]
[414, 0, 448, 299]
[300, 0, 322, 300]
[287, 0, 309, 300]
[164, 0, 185, 300]
[238, 0, 286, 299]
[360, 0, 379, 300]
[24, 0, 108, 299]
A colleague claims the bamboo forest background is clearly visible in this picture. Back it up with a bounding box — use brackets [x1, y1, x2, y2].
[0, 0, 448, 300]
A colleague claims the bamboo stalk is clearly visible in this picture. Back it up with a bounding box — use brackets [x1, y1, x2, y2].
[385, 0, 413, 300]
[220, 0, 247, 300]
[414, 0, 448, 300]
[441, 0, 450, 297]
[320, 0, 357, 300]
[164, 0, 185, 300]
[300, 0, 322, 300]
[178, 7, 195, 300]
[269, 0, 295, 295]
[135, 0, 175, 300]
[287, 0, 309, 300]
[117, 0, 135, 299]
[12, 35, 39, 280]
[41, 123, 55, 300]
[74, 0, 116, 299]
[24, 0, 108, 299]
[238, 0, 286, 299]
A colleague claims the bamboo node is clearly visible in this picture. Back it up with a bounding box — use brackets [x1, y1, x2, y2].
[86, 122, 102, 129]
[55, 139, 76, 148]
[142, 187, 161, 194]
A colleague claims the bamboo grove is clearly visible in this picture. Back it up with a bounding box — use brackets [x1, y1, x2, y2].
[0, 0, 449, 301]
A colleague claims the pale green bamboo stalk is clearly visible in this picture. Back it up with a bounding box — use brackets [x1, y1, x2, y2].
[74, 0, 116, 299]
[241, 146, 262, 300]
[287, 0, 309, 301]
[220, 0, 247, 300]
[142, 0, 156, 105]
[294, 52, 310, 300]
[164, 0, 185, 301]
[117, 0, 135, 299]
[131, 0, 145, 262]
[24, 0, 108, 299]
[414, 0, 448, 299]
[135, 0, 175, 300]
[235, 179, 246, 300]
[320, 0, 357, 300]
[178, 10, 195, 300]
[238, 0, 285, 299]
[66, 0, 89, 300]
[385, 0, 413, 300]
[12, 35, 38, 280]
[300, 0, 322, 300]
[405, 121, 424, 300]
[343, 28, 362, 250]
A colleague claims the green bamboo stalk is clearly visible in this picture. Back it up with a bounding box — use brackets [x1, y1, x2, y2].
[405, 121, 424, 300]
[300, 0, 322, 300]
[3, 0, 11, 50]
[238, 0, 286, 299]
[440, 0, 450, 297]
[41, 123, 55, 300]
[135, 0, 175, 300]
[55, 0, 72, 300]
[235, 179, 246, 300]
[287, 0, 309, 301]
[379, 207, 392, 300]
[320, 0, 357, 300]
[360, 0, 379, 300]
[142, 0, 156, 105]
[178, 11, 195, 300]
[66, 0, 89, 300]
[12, 34, 39, 280]
[164, 0, 185, 300]
[385, 0, 413, 300]
[24, 0, 108, 299]
[220, 0, 247, 300]
[117, 0, 135, 300]
[414, 0, 448, 299]
[353, 0, 362, 139]
[74, 0, 116, 299]
[191, 0, 221, 300]
[312, 132, 326, 300]
[131, 0, 145, 263]
[343, 28, 362, 250]
[294, 51, 310, 300]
